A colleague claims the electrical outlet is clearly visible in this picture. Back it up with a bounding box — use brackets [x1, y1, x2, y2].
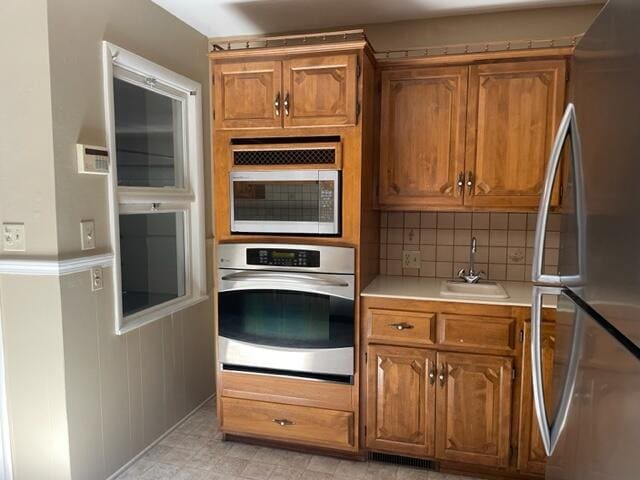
[402, 250, 420, 269]
[91, 267, 103, 291]
[2, 223, 25, 251]
[80, 220, 95, 250]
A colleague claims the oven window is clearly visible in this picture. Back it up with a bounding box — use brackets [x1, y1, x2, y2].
[233, 181, 320, 222]
[218, 290, 353, 348]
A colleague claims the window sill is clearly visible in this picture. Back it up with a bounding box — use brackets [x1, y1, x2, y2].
[116, 293, 210, 335]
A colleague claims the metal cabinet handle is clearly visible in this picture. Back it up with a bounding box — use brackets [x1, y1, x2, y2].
[438, 364, 446, 387]
[273, 418, 294, 427]
[532, 102, 586, 286]
[283, 92, 290, 116]
[274, 92, 281, 116]
[457, 172, 465, 195]
[428, 367, 436, 385]
[466, 171, 474, 195]
[531, 285, 584, 456]
[389, 322, 413, 331]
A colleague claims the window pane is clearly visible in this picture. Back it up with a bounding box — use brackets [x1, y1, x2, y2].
[113, 77, 184, 188]
[119, 212, 186, 316]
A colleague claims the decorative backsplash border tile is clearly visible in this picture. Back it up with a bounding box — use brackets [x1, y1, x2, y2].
[379, 212, 561, 282]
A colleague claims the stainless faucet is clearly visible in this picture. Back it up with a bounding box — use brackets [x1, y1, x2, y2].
[457, 237, 485, 283]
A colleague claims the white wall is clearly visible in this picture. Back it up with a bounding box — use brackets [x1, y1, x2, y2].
[0, 0, 215, 478]
[362, 4, 603, 51]
[0, 1, 72, 478]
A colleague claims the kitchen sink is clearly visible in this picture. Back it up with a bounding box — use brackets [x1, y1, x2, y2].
[440, 280, 509, 299]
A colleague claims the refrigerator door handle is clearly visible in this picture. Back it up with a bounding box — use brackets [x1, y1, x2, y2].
[532, 103, 586, 286]
[531, 285, 585, 456]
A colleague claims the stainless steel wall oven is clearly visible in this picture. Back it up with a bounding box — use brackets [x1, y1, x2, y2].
[217, 243, 355, 382]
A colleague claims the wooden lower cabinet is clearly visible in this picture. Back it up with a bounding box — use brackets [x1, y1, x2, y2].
[435, 352, 513, 468]
[221, 397, 355, 450]
[366, 345, 436, 456]
[366, 346, 514, 468]
[363, 296, 557, 478]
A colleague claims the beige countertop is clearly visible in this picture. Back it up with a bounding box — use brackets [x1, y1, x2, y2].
[361, 275, 557, 308]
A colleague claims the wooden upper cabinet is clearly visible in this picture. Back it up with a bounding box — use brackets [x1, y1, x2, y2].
[518, 322, 555, 475]
[435, 351, 513, 467]
[282, 54, 358, 127]
[379, 66, 468, 208]
[366, 345, 436, 457]
[214, 61, 282, 130]
[465, 60, 566, 208]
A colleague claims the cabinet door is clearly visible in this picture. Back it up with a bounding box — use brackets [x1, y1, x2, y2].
[379, 66, 468, 208]
[435, 351, 513, 467]
[214, 60, 282, 129]
[465, 60, 566, 208]
[518, 322, 555, 475]
[366, 345, 436, 457]
[282, 54, 357, 127]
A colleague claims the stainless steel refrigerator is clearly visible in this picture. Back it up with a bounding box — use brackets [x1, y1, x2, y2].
[531, 0, 640, 480]
[530, 0, 640, 478]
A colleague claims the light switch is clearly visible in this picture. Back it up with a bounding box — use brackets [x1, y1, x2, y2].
[80, 220, 95, 250]
[2, 223, 25, 251]
[91, 267, 103, 291]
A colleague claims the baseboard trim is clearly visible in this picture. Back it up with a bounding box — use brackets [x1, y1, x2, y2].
[0, 252, 114, 276]
[106, 393, 216, 480]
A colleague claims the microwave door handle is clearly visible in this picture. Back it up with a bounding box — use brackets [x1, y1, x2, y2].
[531, 285, 585, 456]
[220, 271, 350, 288]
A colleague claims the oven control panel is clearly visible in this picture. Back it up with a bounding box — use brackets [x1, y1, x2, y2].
[246, 248, 320, 267]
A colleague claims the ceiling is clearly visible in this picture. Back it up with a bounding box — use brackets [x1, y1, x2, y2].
[151, 0, 600, 38]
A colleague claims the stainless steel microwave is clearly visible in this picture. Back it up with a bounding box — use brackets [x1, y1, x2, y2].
[230, 170, 340, 235]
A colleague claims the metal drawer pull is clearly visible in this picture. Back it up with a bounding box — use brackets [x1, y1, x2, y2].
[466, 171, 474, 194]
[389, 322, 414, 331]
[273, 418, 294, 427]
[428, 367, 436, 385]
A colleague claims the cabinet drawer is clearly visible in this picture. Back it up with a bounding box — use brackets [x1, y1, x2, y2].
[221, 397, 354, 450]
[437, 313, 516, 353]
[368, 308, 436, 345]
[220, 370, 353, 411]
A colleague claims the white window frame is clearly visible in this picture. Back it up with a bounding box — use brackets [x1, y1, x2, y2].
[102, 42, 207, 335]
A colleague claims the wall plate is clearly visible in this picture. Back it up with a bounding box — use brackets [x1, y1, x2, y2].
[91, 267, 103, 291]
[80, 220, 96, 250]
[402, 250, 420, 269]
[2, 223, 25, 252]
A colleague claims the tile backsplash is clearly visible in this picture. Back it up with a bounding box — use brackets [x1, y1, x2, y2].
[379, 211, 561, 282]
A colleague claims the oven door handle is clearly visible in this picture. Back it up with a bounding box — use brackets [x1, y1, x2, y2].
[220, 271, 350, 288]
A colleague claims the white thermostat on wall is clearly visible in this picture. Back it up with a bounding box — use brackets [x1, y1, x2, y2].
[76, 144, 110, 175]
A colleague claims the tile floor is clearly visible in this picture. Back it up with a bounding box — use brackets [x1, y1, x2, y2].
[117, 399, 481, 480]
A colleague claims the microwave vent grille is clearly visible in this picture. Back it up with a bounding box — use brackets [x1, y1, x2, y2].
[234, 148, 335, 166]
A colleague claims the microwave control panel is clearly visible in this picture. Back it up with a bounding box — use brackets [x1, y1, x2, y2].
[246, 248, 320, 268]
[318, 180, 336, 223]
